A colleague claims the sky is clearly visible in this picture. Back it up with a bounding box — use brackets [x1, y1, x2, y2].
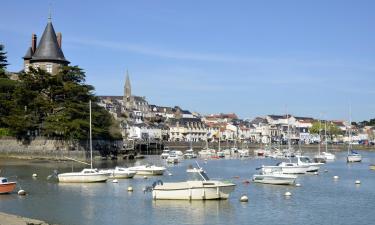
[1, 0, 375, 121]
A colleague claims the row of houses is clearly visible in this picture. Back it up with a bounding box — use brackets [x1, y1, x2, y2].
[97, 74, 375, 144]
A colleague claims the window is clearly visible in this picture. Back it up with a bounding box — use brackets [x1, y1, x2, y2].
[24, 64, 30, 72]
[46, 64, 53, 73]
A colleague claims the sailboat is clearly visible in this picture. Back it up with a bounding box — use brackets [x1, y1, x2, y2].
[347, 109, 362, 163]
[58, 100, 110, 183]
[322, 120, 335, 161]
[314, 119, 326, 163]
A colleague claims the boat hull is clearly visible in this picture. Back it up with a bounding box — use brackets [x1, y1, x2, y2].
[252, 175, 296, 185]
[128, 165, 166, 176]
[152, 181, 235, 200]
[58, 174, 109, 183]
[347, 155, 362, 163]
[0, 182, 17, 194]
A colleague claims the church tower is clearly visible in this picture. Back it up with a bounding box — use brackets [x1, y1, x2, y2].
[123, 70, 132, 110]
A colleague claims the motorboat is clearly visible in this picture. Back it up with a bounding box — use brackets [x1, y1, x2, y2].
[347, 150, 362, 163]
[252, 167, 297, 185]
[238, 149, 250, 157]
[313, 154, 327, 163]
[296, 156, 323, 172]
[184, 149, 197, 159]
[322, 152, 336, 161]
[0, 177, 17, 194]
[128, 165, 166, 175]
[263, 162, 309, 174]
[100, 167, 136, 179]
[58, 168, 110, 183]
[166, 152, 180, 164]
[160, 148, 170, 159]
[216, 151, 225, 158]
[254, 148, 265, 157]
[150, 166, 236, 200]
[370, 164, 375, 170]
[198, 149, 216, 158]
[57, 101, 110, 183]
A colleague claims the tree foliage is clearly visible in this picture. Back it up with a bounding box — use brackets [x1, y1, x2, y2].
[1, 65, 121, 140]
[309, 121, 342, 136]
[0, 44, 9, 78]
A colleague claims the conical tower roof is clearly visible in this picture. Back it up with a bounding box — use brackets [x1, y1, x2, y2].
[23, 47, 33, 60]
[30, 20, 69, 64]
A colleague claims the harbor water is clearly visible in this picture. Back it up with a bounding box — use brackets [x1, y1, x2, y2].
[1, 150, 375, 225]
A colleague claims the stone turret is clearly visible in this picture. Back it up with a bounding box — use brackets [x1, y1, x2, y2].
[23, 17, 69, 74]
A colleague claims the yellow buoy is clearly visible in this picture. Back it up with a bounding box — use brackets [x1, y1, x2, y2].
[127, 186, 133, 192]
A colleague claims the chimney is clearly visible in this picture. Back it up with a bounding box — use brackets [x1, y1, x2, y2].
[31, 33, 37, 53]
[56, 32, 62, 48]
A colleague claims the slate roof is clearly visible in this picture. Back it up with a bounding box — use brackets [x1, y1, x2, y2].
[30, 21, 69, 64]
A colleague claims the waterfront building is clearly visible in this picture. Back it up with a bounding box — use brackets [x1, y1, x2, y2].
[23, 16, 69, 75]
[167, 118, 207, 142]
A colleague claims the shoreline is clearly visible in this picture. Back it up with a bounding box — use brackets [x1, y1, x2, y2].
[0, 211, 57, 225]
[0, 144, 374, 161]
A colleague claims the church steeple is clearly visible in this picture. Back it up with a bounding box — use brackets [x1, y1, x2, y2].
[125, 70, 131, 98]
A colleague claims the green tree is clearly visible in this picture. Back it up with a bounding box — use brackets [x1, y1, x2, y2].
[310, 121, 342, 137]
[0, 44, 9, 77]
[4, 65, 121, 140]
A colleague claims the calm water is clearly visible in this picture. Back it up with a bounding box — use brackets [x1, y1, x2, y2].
[1, 150, 375, 225]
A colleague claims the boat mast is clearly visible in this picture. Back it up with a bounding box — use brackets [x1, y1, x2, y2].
[287, 112, 291, 150]
[325, 120, 328, 153]
[318, 119, 321, 155]
[89, 100, 93, 169]
[348, 106, 352, 154]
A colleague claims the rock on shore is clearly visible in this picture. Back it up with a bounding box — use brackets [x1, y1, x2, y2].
[0, 212, 57, 225]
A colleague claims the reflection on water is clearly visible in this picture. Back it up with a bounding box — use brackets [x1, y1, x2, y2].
[152, 200, 233, 225]
[0, 150, 375, 225]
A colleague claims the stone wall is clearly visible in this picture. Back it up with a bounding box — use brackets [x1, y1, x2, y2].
[0, 137, 122, 160]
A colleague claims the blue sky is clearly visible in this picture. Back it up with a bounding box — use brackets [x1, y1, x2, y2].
[1, 0, 374, 121]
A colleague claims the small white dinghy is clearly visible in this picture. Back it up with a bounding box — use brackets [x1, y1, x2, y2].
[128, 165, 166, 175]
[253, 166, 297, 185]
[148, 164, 236, 200]
[100, 167, 136, 179]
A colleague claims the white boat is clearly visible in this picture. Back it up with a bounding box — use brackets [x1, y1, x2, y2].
[150, 166, 236, 200]
[128, 165, 166, 175]
[322, 120, 335, 161]
[238, 149, 250, 157]
[296, 156, 323, 172]
[184, 149, 197, 159]
[58, 168, 110, 183]
[347, 151, 362, 163]
[166, 152, 180, 164]
[57, 101, 109, 183]
[160, 148, 170, 159]
[100, 167, 136, 179]
[313, 119, 327, 163]
[263, 162, 309, 174]
[253, 167, 297, 185]
[198, 149, 215, 158]
[346, 109, 362, 163]
[322, 152, 336, 161]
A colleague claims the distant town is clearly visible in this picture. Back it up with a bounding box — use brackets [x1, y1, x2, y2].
[98, 73, 375, 146]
